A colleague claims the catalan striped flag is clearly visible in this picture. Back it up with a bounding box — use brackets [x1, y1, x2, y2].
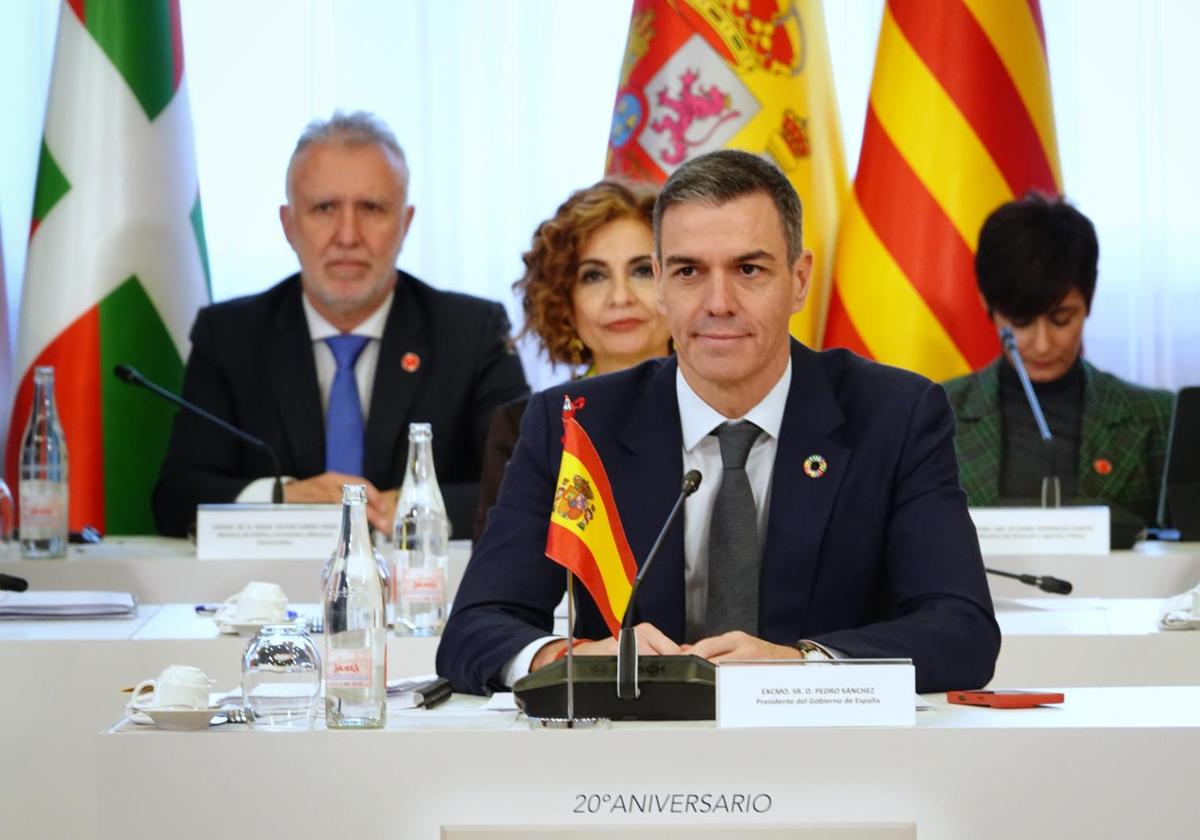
[825, 0, 1061, 381]
[545, 397, 638, 638]
[6, 0, 210, 534]
[605, 0, 846, 348]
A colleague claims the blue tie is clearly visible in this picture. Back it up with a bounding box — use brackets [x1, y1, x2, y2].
[324, 334, 370, 475]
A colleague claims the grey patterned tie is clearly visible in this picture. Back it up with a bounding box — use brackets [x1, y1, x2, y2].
[702, 420, 763, 638]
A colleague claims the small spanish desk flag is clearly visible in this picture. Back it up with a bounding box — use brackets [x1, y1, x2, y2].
[545, 397, 638, 638]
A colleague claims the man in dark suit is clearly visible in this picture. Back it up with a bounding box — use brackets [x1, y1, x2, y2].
[153, 112, 527, 537]
[438, 150, 999, 695]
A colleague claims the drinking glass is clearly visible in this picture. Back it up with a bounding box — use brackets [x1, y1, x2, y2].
[241, 624, 322, 730]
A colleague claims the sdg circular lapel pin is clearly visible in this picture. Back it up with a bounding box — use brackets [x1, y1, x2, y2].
[803, 454, 828, 479]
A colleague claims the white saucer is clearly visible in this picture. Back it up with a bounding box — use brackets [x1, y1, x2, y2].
[134, 706, 226, 731]
[216, 618, 288, 636]
[125, 691, 237, 725]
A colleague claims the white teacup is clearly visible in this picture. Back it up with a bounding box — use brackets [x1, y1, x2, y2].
[131, 664, 213, 710]
[221, 581, 288, 624]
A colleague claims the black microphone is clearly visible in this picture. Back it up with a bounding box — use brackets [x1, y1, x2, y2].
[113, 364, 285, 504]
[985, 566, 1073, 595]
[617, 469, 702, 700]
[999, 326, 1060, 507]
[0, 573, 29, 592]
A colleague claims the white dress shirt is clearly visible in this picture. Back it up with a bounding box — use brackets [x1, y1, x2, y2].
[499, 359, 793, 685]
[235, 290, 395, 501]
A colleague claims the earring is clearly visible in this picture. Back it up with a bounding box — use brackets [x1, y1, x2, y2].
[568, 337, 584, 367]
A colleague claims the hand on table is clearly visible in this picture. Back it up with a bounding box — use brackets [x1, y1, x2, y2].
[682, 631, 803, 663]
[529, 622, 682, 673]
[284, 472, 396, 532]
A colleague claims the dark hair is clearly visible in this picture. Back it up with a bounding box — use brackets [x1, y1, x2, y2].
[975, 192, 1098, 320]
[653, 149, 803, 263]
[515, 179, 658, 367]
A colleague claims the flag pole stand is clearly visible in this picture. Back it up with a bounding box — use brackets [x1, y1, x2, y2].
[530, 570, 609, 729]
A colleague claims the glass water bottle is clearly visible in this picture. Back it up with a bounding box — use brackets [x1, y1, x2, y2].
[392, 423, 450, 636]
[324, 484, 387, 729]
[20, 367, 68, 558]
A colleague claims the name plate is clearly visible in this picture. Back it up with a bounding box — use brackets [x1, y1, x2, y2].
[196, 504, 341, 560]
[970, 506, 1110, 556]
[716, 659, 915, 728]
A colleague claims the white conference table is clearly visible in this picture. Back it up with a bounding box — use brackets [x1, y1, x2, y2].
[95, 686, 1200, 839]
[0, 609, 440, 840]
[0, 535, 474, 603]
[981, 540, 1200, 597]
[3, 535, 1199, 839]
[5, 538, 1198, 608]
[4, 595, 1200, 839]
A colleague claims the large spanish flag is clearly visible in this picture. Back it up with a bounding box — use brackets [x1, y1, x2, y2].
[0, 220, 11, 454]
[6, 0, 210, 534]
[825, 0, 1061, 381]
[545, 398, 638, 638]
[605, 0, 846, 348]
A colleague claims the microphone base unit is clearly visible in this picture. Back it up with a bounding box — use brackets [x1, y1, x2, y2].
[529, 716, 610, 729]
[513, 655, 716, 721]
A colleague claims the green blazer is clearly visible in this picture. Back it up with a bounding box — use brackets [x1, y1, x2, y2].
[943, 358, 1174, 525]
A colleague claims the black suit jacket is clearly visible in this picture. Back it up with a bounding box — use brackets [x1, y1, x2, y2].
[437, 341, 1000, 694]
[152, 271, 529, 537]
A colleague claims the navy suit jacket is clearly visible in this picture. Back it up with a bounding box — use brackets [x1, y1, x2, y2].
[152, 271, 528, 537]
[437, 341, 1000, 695]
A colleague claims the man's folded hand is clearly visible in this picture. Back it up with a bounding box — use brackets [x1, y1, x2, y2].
[529, 622, 682, 673]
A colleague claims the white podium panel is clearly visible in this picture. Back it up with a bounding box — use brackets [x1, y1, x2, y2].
[443, 827, 914, 839]
[95, 688, 1200, 840]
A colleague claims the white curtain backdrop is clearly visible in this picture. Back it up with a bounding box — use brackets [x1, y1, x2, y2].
[1, 0, 1197, 392]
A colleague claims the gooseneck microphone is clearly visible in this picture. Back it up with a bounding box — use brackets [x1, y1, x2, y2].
[999, 326, 1061, 508]
[617, 469, 702, 701]
[0, 573, 29, 592]
[985, 566, 1073, 595]
[113, 364, 285, 504]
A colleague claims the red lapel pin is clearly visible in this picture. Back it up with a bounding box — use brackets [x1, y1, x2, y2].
[1093, 458, 1113, 476]
[401, 352, 421, 373]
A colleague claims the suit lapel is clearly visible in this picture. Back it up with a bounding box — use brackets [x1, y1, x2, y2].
[613, 358, 687, 641]
[1077, 361, 1143, 500]
[953, 362, 1002, 506]
[267, 280, 325, 477]
[364, 273, 430, 488]
[760, 342, 848, 642]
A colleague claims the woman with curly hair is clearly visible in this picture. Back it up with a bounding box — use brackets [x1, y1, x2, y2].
[473, 179, 671, 540]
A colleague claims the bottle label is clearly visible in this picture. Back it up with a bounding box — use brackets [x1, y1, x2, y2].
[400, 568, 446, 604]
[389, 549, 412, 602]
[20, 480, 67, 535]
[326, 649, 373, 688]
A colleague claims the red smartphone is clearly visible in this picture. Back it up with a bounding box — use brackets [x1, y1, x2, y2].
[947, 690, 1064, 708]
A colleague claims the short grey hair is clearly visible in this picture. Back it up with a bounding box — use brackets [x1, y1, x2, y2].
[653, 149, 803, 264]
[286, 111, 407, 197]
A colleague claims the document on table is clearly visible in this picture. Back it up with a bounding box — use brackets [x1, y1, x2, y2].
[0, 590, 137, 619]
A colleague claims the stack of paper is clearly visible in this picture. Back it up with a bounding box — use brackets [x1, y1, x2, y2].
[0, 590, 137, 619]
